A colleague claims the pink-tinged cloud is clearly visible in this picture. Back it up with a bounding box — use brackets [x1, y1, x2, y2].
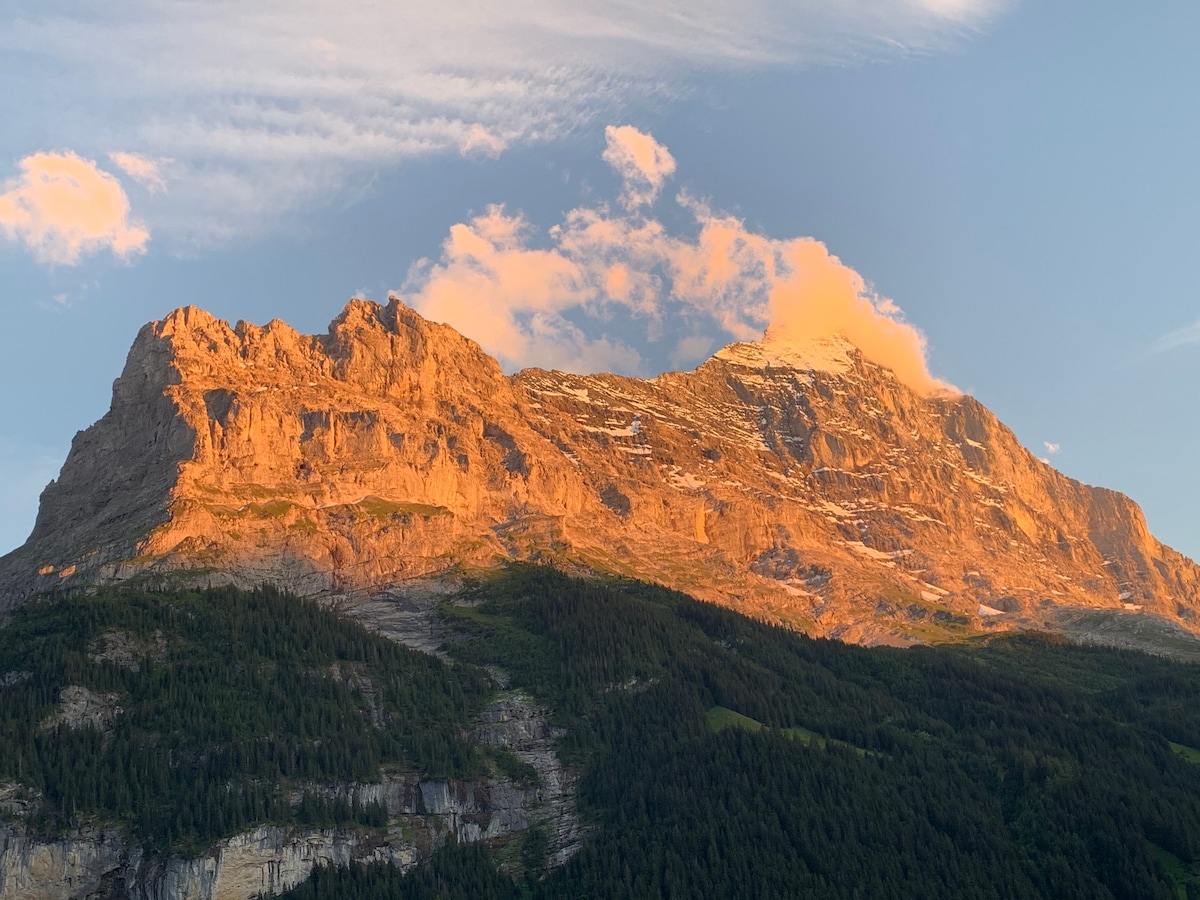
[0, 152, 149, 266]
[403, 126, 954, 395]
[764, 238, 956, 396]
[603, 125, 677, 208]
[108, 152, 170, 193]
[403, 205, 641, 374]
[459, 125, 508, 159]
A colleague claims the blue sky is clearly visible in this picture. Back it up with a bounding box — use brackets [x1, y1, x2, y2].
[3, 1, 1200, 561]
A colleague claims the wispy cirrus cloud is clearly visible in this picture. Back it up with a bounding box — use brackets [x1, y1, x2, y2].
[1155, 319, 1200, 353]
[108, 152, 170, 194]
[1, 0, 1011, 245]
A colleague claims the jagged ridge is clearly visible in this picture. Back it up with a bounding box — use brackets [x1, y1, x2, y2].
[2, 297, 1198, 644]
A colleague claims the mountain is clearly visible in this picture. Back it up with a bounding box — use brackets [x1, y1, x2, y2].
[3, 297, 1199, 645]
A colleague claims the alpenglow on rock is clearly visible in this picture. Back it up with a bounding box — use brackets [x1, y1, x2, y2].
[3, 297, 1199, 645]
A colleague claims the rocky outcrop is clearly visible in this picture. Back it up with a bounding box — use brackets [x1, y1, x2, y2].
[0, 649, 578, 900]
[471, 691, 585, 865]
[0, 821, 410, 900]
[2, 297, 1199, 643]
[39, 686, 121, 734]
[0, 824, 128, 900]
[0, 762, 564, 899]
[88, 628, 167, 673]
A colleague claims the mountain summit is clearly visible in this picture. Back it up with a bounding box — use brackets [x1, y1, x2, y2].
[3, 297, 1198, 644]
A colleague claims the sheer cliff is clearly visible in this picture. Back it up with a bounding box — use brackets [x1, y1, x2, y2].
[3, 297, 1198, 644]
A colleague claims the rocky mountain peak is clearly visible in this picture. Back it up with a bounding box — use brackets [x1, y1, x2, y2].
[3, 298, 1198, 646]
[719, 334, 858, 377]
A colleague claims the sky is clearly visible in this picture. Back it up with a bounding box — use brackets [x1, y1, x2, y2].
[2, 1, 1200, 561]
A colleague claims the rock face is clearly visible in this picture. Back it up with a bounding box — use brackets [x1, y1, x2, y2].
[0, 689, 578, 900]
[3, 297, 1199, 643]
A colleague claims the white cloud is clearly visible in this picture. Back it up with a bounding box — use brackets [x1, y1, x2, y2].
[1044, 441, 1060, 454]
[459, 125, 508, 159]
[1155, 318, 1200, 353]
[401, 126, 954, 395]
[0, 151, 149, 266]
[108, 152, 170, 193]
[1, 0, 1012, 244]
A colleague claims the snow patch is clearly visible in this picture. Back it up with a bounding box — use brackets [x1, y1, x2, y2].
[778, 581, 814, 598]
[842, 541, 908, 567]
[667, 467, 706, 490]
[715, 338, 853, 377]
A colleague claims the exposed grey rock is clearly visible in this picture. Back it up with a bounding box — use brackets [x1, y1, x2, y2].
[0, 677, 582, 897]
[39, 686, 121, 735]
[87, 629, 167, 673]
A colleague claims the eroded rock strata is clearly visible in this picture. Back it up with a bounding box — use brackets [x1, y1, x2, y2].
[2, 298, 1198, 644]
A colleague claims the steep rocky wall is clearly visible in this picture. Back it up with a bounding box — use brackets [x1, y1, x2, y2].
[2, 298, 1198, 644]
[0, 688, 578, 900]
[0, 822, 411, 900]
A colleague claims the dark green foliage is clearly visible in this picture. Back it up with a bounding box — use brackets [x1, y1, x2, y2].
[12, 566, 1200, 899]
[0, 585, 491, 854]
[519, 823, 550, 876]
[274, 843, 520, 900]
[480, 746, 540, 788]
[440, 565, 1200, 899]
[293, 793, 389, 829]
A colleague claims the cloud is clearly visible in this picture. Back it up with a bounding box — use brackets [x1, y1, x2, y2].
[402, 126, 954, 395]
[762, 237, 954, 395]
[1155, 318, 1200, 353]
[108, 152, 170, 193]
[1044, 441, 1060, 454]
[2, 0, 1012, 243]
[399, 205, 642, 373]
[0, 151, 150, 266]
[603, 125, 676, 208]
[459, 125, 508, 159]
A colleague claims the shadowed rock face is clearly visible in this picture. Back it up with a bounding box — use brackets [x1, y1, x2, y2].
[3, 297, 1199, 644]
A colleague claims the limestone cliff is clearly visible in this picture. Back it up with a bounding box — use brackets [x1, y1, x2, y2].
[2, 297, 1198, 644]
[0, 690, 580, 900]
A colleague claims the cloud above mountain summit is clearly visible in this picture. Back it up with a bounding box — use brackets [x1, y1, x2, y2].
[402, 127, 956, 396]
[1, 0, 1010, 244]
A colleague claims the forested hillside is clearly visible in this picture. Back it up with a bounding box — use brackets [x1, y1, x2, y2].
[0, 585, 491, 855]
[291, 567, 1200, 898]
[6, 571, 1200, 897]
